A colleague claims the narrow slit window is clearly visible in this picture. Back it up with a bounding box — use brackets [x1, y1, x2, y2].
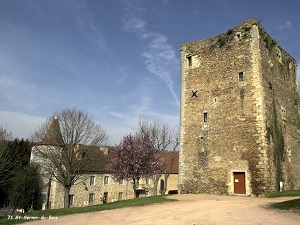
[239, 72, 244, 81]
[204, 112, 208, 122]
[187, 56, 192, 66]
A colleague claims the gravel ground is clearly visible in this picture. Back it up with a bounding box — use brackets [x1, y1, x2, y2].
[23, 194, 300, 225]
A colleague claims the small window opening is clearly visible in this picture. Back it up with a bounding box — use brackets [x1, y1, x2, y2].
[104, 176, 109, 185]
[204, 112, 208, 122]
[187, 56, 192, 66]
[239, 72, 244, 81]
[69, 195, 74, 206]
[118, 192, 123, 201]
[89, 193, 94, 204]
[90, 176, 95, 186]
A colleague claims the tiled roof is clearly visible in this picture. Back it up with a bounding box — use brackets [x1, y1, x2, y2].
[81, 146, 112, 173]
[81, 148, 179, 174]
[40, 118, 64, 146]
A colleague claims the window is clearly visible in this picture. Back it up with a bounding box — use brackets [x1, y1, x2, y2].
[89, 193, 94, 204]
[119, 179, 123, 185]
[204, 112, 208, 122]
[104, 176, 109, 185]
[90, 176, 95, 186]
[146, 177, 150, 185]
[239, 72, 244, 81]
[268, 81, 273, 90]
[187, 56, 192, 66]
[160, 180, 165, 193]
[118, 192, 123, 201]
[69, 195, 74, 206]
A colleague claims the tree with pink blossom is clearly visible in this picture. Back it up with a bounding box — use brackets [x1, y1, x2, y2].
[107, 133, 163, 198]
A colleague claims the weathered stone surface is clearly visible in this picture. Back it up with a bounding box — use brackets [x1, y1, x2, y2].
[179, 19, 300, 196]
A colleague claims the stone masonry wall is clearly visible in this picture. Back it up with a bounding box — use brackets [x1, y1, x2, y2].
[179, 19, 300, 196]
[258, 24, 300, 191]
[48, 173, 178, 209]
[50, 174, 138, 208]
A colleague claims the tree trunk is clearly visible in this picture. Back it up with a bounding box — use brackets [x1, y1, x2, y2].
[63, 187, 70, 208]
[163, 173, 170, 194]
[133, 178, 140, 198]
[152, 175, 160, 195]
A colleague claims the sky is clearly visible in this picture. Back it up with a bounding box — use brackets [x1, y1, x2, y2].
[0, 0, 300, 145]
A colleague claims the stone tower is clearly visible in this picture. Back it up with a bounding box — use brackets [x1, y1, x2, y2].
[179, 19, 300, 196]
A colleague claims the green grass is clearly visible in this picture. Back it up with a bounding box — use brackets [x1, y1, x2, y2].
[0, 195, 176, 225]
[272, 199, 300, 211]
[268, 190, 300, 212]
[267, 190, 300, 198]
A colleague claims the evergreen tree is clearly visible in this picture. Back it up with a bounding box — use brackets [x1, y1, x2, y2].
[0, 138, 42, 212]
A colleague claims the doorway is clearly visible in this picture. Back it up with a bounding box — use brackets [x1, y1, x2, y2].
[233, 172, 245, 194]
[103, 192, 108, 203]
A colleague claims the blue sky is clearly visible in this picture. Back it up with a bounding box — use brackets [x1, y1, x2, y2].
[0, 0, 299, 145]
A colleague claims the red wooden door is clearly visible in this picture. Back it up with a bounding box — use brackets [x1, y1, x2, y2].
[234, 172, 245, 194]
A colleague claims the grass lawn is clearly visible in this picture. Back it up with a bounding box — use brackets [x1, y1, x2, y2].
[272, 199, 300, 210]
[268, 190, 300, 211]
[0, 195, 176, 225]
[267, 190, 300, 198]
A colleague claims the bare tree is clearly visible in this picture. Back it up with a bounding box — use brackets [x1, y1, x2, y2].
[0, 127, 13, 141]
[0, 126, 14, 185]
[107, 133, 163, 198]
[31, 107, 108, 208]
[138, 120, 179, 195]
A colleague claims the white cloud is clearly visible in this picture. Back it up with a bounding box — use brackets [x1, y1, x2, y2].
[122, 0, 180, 108]
[276, 21, 292, 30]
[58, 0, 109, 54]
[105, 75, 179, 145]
[0, 111, 45, 139]
[0, 59, 40, 114]
[106, 108, 179, 145]
[141, 33, 179, 108]
[123, 14, 146, 31]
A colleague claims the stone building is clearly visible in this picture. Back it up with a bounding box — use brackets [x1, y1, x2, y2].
[179, 19, 300, 196]
[31, 118, 179, 209]
[47, 150, 179, 209]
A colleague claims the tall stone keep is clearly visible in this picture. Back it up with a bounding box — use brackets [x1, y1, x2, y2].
[179, 19, 300, 196]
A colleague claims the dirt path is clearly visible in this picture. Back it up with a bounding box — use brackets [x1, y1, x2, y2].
[23, 194, 300, 225]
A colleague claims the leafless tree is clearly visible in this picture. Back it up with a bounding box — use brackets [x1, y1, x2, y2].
[0, 127, 13, 141]
[0, 126, 14, 185]
[138, 120, 179, 195]
[31, 107, 108, 208]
